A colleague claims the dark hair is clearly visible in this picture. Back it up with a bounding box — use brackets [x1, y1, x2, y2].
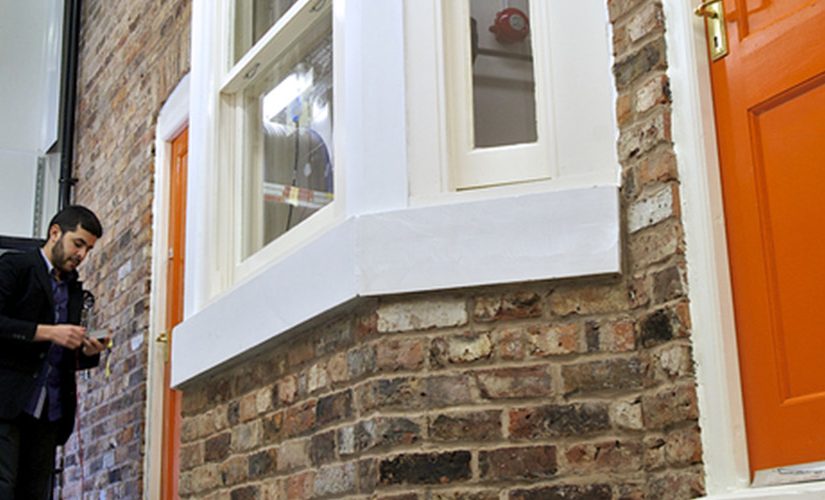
[49, 205, 103, 238]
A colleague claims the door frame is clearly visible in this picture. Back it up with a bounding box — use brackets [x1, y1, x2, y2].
[664, 2, 825, 497]
[145, 74, 189, 500]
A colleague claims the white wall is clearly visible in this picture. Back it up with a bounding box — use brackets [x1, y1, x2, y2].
[0, 0, 63, 237]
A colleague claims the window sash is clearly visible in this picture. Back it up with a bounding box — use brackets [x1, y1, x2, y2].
[443, 0, 556, 190]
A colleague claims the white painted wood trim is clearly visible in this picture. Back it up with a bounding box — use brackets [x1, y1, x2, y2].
[171, 185, 621, 386]
[664, 1, 752, 494]
[145, 73, 189, 500]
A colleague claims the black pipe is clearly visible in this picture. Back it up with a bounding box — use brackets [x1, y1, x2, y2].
[58, 0, 83, 210]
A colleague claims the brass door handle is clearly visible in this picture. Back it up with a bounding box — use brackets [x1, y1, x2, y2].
[156, 331, 169, 343]
[695, 0, 722, 18]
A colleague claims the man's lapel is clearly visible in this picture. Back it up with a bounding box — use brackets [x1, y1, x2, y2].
[32, 250, 55, 311]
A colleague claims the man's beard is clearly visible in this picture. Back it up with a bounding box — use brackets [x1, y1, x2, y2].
[51, 236, 78, 273]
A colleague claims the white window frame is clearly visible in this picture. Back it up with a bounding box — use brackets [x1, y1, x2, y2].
[443, 0, 555, 189]
[175, 0, 621, 386]
[218, 0, 342, 284]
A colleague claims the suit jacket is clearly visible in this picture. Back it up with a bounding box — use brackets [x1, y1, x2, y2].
[0, 249, 100, 444]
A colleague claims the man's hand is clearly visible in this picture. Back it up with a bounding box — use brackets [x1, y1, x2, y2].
[34, 324, 86, 349]
[82, 336, 110, 356]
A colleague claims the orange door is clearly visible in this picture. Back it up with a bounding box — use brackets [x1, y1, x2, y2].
[706, 0, 825, 473]
[161, 127, 188, 498]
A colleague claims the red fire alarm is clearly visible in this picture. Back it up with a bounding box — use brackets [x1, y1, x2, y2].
[489, 7, 530, 44]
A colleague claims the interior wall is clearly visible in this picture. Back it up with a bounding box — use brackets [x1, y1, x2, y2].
[0, 0, 63, 237]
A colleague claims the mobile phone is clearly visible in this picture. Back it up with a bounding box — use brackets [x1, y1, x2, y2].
[87, 329, 109, 343]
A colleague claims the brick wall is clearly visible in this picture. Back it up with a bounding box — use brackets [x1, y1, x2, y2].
[173, 1, 706, 499]
[59, 0, 191, 497]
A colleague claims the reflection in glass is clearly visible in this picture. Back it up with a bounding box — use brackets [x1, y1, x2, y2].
[470, 0, 537, 148]
[243, 32, 333, 257]
[234, 0, 300, 63]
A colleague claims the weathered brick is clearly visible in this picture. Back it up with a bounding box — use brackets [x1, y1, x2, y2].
[473, 292, 543, 322]
[628, 183, 678, 233]
[479, 445, 557, 481]
[636, 146, 678, 188]
[230, 485, 260, 500]
[627, 3, 665, 44]
[648, 470, 705, 499]
[526, 322, 586, 356]
[248, 447, 278, 478]
[640, 304, 689, 347]
[426, 374, 480, 408]
[307, 362, 329, 394]
[608, 0, 645, 22]
[179, 442, 204, 470]
[642, 384, 699, 429]
[314, 463, 357, 497]
[476, 365, 554, 400]
[613, 38, 667, 89]
[377, 298, 468, 333]
[550, 283, 630, 317]
[429, 492, 499, 500]
[629, 219, 684, 271]
[617, 108, 671, 161]
[431, 332, 493, 367]
[652, 264, 686, 303]
[261, 411, 284, 444]
[665, 425, 703, 466]
[348, 344, 377, 379]
[358, 458, 378, 494]
[276, 439, 309, 472]
[511, 484, 612, 500]
[509, 403, 611, 439]
[277, 375, 298, 406]
[316, 390, 353, 427]
[429, 410, 501, 442]
[357, 377, 426, 413]
[492, 326, 528, 360]
[231, 420, 261, 452]
[204, 432, 231, 463]
[314, 317, 353, 355]
[327, 352, 349, 383]
[286, 471, 315, 499]
[610, 396, 644, 430]
[379, 451, 471, 485]
[562, 357, 645, 395]
[283, 400, 316, 438]
[562, 439, 644, 474]
[586, 317, 637, 352]
[189, 463, 221, 494]
[644, 435, 667, 471]
[239, 392, 258, 422]
[310, 430, 336, 466]
[376, 338, 426, 372]
[220, 455, 248, 487]
[353, 417, 422, 453]
[636, 74, 670, 114]
[647, 343, 694, 382]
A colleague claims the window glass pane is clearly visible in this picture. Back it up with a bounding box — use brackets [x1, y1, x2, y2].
[470, 0, 537, 148]
[242, 30, 333, 258]
[234, 0, 300, 63]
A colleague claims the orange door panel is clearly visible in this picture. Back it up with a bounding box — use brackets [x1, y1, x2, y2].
[161, 127, 188, 498]
[707, 0, 825, 472]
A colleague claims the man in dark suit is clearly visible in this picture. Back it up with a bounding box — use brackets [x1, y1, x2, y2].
[0, 205, 109, 499]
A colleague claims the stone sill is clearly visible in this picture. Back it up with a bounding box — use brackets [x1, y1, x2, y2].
[171, 185, 621, 387]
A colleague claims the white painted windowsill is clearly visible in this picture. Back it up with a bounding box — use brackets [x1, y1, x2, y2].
[171, 184, 621, 386]
[702, 481, 825, 499]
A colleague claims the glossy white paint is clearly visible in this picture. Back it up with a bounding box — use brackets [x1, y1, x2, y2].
[145, 73, 189, 500]
[172, 185, 621, 386]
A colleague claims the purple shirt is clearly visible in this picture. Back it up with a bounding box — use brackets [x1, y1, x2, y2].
[25, 250, 68, 421]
